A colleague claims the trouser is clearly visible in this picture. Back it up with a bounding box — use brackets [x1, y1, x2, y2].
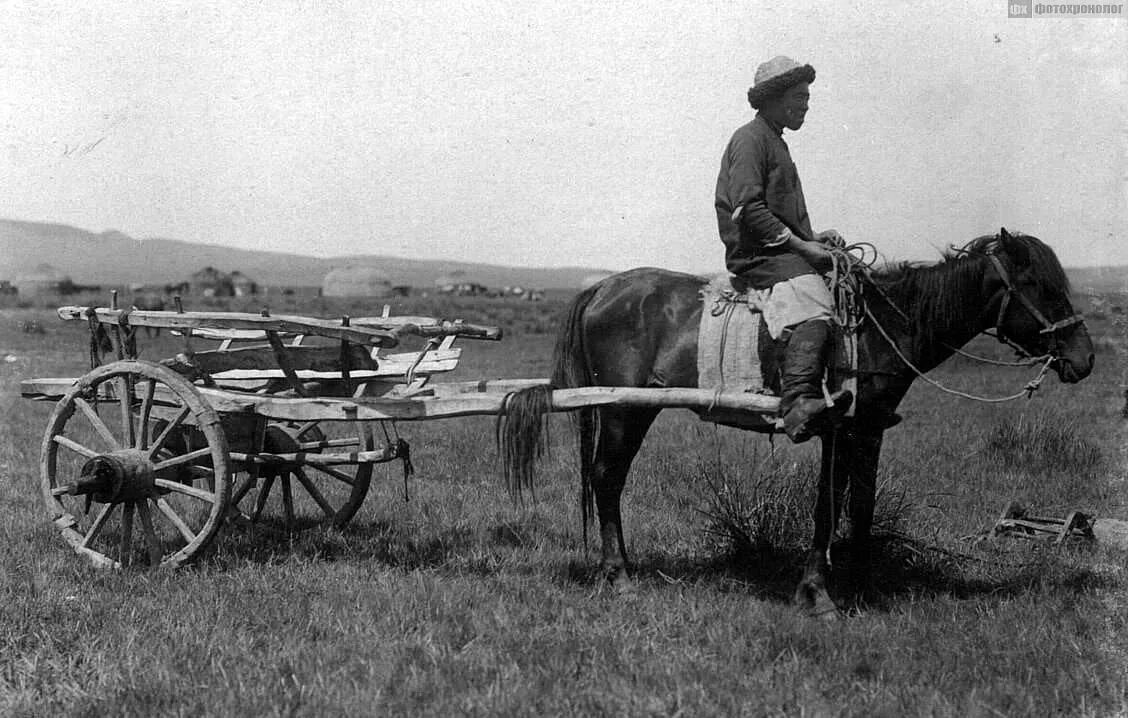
[756, 274, 833, 340]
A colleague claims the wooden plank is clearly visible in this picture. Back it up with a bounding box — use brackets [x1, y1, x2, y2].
[24, 376, 781, 420]
[21, 377, 79, 400]
[174, 327, 293, 341]
[351, 316, 502, 341]
[161, 344, 380, 376]
[194, 385, 780, 422]
[229, 446, 401, 466]
[205, 349, 461, 383]
[56, 307, 399, 347]
[265, 328, 307, 397]
[181, 315, 502, 340]
[423, 378, 551, 396]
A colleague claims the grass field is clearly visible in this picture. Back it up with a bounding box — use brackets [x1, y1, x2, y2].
[1, 291, 1125, 716]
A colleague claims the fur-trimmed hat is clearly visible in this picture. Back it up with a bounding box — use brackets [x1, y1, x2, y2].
[747, 56, 816, 109]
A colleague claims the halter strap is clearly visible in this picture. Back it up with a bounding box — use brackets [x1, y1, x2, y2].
[984, 250, 1084, 341]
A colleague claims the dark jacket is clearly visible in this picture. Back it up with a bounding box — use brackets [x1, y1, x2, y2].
[715, 114, 817, 289]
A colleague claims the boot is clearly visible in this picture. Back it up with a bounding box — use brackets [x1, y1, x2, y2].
[779, 319, 853, 443]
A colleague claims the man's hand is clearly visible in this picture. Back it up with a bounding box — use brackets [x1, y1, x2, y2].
[816, 229, 845, 248]
[785, 233, 834, 273]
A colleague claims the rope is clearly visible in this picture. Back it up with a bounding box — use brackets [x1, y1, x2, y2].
[86, 307, 103, 370]
[708, 301, 737, 413]
[865, 305, 1054, 402]
[944, 344, 1048, 367]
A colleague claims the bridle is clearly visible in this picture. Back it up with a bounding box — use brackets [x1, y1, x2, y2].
[831, 237, 1086, 403]
[981, 243, 1085, 359]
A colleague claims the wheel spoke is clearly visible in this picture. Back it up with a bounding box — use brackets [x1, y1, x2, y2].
[292, 467, 336, 518]
[147, 404, 191, 460]
[135, 500, 164, 567]
[74, 397, 121, 450]
[154, 478, 216, 503]
[281, 474, 295, 526]
[81, 503, 116, 548]
[153, 447, 213, 472]
[252, 475, 275, 522]
[137, 379, 157, 450]
[52, 434, 100, 459]
[155, 497, 197, 544]
[230, 474, 257, 506]
[120, 501, 135, 567]
[116, 376, 135, 449]
[308, 464, 356, 487]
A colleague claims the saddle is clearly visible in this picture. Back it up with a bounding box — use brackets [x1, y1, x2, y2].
[695, 274, 859, 433]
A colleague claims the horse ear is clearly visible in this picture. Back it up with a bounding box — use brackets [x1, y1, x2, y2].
[999, 230, 1032, 266]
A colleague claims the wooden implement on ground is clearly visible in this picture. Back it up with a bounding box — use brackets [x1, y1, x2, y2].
[992, 501, 1128, 550]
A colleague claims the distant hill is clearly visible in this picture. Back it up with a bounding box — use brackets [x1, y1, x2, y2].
[0, 219, 609, 290]
[3, 218, 1124, 293]
[1068, 265, 1127, 295]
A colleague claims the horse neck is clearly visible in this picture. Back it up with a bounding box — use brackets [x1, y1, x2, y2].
[874, 258, 996, 373]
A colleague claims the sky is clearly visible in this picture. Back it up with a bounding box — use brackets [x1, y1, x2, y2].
[2, 0, 1125, 273]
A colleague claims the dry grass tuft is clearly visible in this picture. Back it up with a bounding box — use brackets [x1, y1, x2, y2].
[697, 451, 814, 559]
[982, 412, 1103, 475]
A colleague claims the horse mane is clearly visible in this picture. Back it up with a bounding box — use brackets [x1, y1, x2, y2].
[869, 231, 1071, 329]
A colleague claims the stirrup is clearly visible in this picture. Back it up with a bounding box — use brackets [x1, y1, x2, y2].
[783, 390, 854, 443]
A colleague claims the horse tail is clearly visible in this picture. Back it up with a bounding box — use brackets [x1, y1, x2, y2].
[497, 283, 602, 512]
[552, 284, 602, 540]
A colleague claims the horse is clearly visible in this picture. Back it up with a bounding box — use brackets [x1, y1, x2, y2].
[499, 229, 1094, 617]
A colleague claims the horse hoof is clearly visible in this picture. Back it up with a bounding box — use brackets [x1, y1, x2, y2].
[612, 577, 637, 598]
[794, 582, 841, 621]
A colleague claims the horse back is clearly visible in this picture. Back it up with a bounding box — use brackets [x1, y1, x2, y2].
[568, 267, 705, 389]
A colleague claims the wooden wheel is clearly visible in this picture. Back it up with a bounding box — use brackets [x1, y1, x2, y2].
[41, 360, 231, 568]
[229, 420, 374, 528]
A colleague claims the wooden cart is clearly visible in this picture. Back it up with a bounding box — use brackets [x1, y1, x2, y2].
[20, 302, 779, 569]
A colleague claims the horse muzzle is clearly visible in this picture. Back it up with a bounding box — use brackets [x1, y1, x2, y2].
[1053, 350, 1094, 384]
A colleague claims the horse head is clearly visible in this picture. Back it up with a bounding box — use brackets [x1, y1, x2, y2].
[971, 228, 1094, 383]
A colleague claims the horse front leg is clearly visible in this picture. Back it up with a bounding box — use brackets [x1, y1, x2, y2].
[843, 429, 884, 600]
[794, 429, 850, 619]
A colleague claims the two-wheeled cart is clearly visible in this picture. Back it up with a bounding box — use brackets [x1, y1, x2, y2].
[20, 303, 779, 568]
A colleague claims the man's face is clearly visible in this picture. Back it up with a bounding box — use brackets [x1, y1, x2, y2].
[771, 81, 810, 131]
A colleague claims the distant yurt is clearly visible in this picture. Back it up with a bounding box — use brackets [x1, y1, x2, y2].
[433, 270, 466, 294]
[230, 271, 258, 297]
[190, 266, 235, 297]
[322, 266, 394, 298]
[14, 263, 70, 297]
[580, 271, 615, 290]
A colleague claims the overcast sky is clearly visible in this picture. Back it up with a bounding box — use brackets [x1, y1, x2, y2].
[2, 1, 1125, 272]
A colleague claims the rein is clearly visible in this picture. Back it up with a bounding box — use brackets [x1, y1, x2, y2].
[863, 303, 1056, 402]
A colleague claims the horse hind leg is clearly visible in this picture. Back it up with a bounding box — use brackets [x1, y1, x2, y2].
[588, 407, 657, 594]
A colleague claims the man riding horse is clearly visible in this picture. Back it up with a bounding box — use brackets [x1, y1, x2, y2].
[715, 55, 852, 443]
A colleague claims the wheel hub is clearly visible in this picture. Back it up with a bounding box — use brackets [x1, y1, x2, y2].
[68, 450, 156, 503]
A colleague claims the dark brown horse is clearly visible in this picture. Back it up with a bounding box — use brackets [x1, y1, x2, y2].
[500, 229, 1094, 616]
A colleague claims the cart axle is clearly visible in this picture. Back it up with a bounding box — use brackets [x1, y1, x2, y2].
[69, 451, 157, 506]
